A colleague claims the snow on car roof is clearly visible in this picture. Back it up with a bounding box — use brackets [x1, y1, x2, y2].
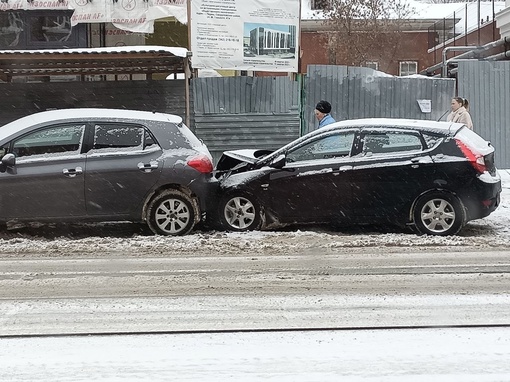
[0, 108, 182, 142]
[244, 118, 463, 167]
[256, 117, 466, 163]
[319, 118, 464, 134]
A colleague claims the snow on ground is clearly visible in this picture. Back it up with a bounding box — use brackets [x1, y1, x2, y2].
[1, 327, 510, 381]
[0, 170, 508, 257]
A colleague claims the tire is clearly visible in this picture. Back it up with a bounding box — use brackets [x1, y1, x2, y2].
[219, 193, 262, 231]
[412, 192, 465, 236]
[146, 190, 196, 236]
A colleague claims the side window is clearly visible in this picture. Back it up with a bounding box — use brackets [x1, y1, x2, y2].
[144, 129, 157, 149]
[362, 132, 423, 156]
[422, 132, 443, 149]
[12, 124, 85, 158]
[92, 124, 146, 152]
[287, 132, 355, 162]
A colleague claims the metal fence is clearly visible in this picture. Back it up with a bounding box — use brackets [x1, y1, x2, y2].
[303, 65, 456, 134]
[458, 60, 510, 168]
[192, 76, 301, 163]
[0, 80, 189, 127]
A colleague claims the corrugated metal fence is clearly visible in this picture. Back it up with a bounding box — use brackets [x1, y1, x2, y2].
[458, 61, 510, 169]
[304, 65, 456, 134]
[193, 76, 300, 163]
[0, 80, 190, 127]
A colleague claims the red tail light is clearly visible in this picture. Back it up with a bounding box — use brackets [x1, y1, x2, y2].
[455, 139, 487, 174]
[481, 199, 492, 207]
[187, 155, 213, 174]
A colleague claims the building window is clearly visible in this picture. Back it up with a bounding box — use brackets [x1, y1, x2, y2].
[399, 61, 418, 76]
[29, 15, 72, 44]
[365, 61, 379, 70]
[311, 0, 331, 10]
[0, 12, 23, 48]
[0, 10, 86, 50]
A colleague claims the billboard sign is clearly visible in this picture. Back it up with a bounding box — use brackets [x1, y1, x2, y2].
[190, 0, 300, 72]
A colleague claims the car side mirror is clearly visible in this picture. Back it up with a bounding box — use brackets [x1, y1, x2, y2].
[271, 154, 286, 169]
[0, 153, 16, 173]
[2, 153, 16, 166]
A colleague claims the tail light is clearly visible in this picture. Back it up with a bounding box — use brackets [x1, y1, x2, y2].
[187, 155, 213, 174]
[455, 139, 487, 174]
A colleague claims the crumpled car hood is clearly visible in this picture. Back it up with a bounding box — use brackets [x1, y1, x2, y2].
[215, 149, 273, 172]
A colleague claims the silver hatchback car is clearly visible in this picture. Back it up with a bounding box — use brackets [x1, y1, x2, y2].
[0, 108, 216, 235]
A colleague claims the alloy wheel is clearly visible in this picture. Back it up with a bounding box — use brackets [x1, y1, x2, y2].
[419, 198, 456, 234]
[224, 196, 257, 230]
[154, 197, 192, 235]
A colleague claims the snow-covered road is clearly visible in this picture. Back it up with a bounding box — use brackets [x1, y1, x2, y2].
[2, 248, 510, 336]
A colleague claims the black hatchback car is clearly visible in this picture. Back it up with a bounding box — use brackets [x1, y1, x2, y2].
[214, 119, 501, 236]
[0, 108, 217, 235]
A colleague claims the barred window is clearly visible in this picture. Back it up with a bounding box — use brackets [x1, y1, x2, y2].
[311, 0, 331, 10]
[399, 61, 418, 76]
[365, 61, 379, 70]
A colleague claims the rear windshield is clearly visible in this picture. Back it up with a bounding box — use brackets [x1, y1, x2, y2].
[455, 127, 493, 156]
[177, 123, 210, 156]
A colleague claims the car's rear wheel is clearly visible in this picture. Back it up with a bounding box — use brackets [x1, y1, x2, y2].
[146, 190, 195, 236]
[413, 192, 465, 236]
[220, 193, 262, 231]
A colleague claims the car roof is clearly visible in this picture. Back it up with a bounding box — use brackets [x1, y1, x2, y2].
[0, 108, 182, 142]
[320, 118, 465, 135]
[261, 117, 465, 163]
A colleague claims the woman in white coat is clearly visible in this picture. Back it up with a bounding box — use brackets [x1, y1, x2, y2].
[447, 97, 473, 130]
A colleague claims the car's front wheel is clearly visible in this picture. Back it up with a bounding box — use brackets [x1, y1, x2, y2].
[413, 192, 465, 236]
[146, 190, 195, 236]
[219, 193, 262, 231]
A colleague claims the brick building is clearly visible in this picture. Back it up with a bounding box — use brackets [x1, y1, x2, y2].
[262, 0, 509, 77]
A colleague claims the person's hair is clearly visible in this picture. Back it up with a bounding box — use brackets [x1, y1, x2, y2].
[453, 97, 470, 110]
[453, 96, 464, 106]
[315, 100, 332, 114]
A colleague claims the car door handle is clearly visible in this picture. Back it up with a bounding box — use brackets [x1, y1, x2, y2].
[138, 161, 158, 172]
[63, 167, 83, 178]
[411, 157, 425, 168]
[333, 165, 353, 176]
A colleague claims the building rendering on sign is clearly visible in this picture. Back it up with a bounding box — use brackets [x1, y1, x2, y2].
[249, 25, 295, 56]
